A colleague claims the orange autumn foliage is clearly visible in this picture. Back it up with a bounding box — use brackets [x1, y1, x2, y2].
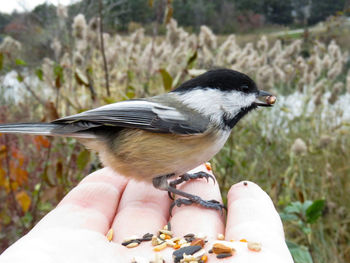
[12, 148, 26, 166]
[0, 167, 9, 191]
[33, 135, 50, 150]
[9, 160, 28, 186]
[15, 190, 31, 213]
[0, 144, 6, 159]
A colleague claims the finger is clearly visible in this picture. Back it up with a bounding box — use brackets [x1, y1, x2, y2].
[112, 179, 172, 243]
[34, 168, 128, 234]
[171, 164, 225, 239]
[225, 181, 293, 261]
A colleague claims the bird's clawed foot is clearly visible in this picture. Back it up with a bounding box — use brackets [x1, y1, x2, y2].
[152, 172, 225, 217]
[167, 172, 215, 199]
[169, 197, 226, 216]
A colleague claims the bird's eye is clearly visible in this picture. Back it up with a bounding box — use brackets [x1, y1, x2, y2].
[241, 85, 250, 92]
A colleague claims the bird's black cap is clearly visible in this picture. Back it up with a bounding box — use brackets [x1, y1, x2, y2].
[172, 68, 258, 94]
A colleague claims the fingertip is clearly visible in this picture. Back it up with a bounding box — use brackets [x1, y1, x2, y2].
[226, 181, 287, 252]
[227, 181, 281, 229]
[227, 181, 273, 205]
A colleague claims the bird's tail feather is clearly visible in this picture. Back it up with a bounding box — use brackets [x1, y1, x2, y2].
[0, 123, 95, 138]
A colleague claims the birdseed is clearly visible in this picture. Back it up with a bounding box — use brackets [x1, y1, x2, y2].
[173, 245, 202, 263]
[200, 255, 208, 262]
[122, 239, 138, 246]
[190, 238, 205, 247]
[126, 242, 139, 248]
[205, 162, 212, 171]
[166, 239, 176, 247]
[151, 235, 159, 246]
[248, 241, 262, 252]
[266, 95, 277, 105]
[212, 243, 233, 254]
[159, 229, 173, 236]
[216, 252, 233, 259]
[151, 253, 164, 263]
[153, 242, 167, 251]
[192, 249, 206, 259]
[141, 232, 153, 241]
[106, 228, 113, 242]
[217, 233, 225, 240]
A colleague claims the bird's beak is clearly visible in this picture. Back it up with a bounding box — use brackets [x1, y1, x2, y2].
[254, 90, 276, 107]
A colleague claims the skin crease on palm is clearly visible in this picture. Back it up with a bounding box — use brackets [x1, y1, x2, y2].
[0, 165, 294, 263]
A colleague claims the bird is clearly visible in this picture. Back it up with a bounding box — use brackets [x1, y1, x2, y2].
[0, 68, 276, 214]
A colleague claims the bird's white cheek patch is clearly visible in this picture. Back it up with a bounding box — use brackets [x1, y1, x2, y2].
[175, 88, 256, 125]
[223, 91, 256, 109]
[220, 91, 256, 118]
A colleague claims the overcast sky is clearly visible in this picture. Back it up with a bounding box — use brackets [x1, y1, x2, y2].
[0, 0, 79, 14]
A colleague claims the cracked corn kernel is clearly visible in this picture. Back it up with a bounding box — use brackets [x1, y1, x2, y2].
[205, 162, 212, 171]
[159, 233, 171, 240]
[173, 244, 181, 249]
[106, 229, 113, 242]
[153, 242, 167, 251]
[171, 237, 181, 242]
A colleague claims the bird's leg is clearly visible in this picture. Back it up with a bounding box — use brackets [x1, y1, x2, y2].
[152, 174, 225, 216]
[167, 172, 216, 200]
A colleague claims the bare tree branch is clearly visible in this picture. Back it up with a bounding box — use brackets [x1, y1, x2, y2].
[98, 0, 110, 97]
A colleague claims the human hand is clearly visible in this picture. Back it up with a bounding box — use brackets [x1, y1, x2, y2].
[0, 165, 293, 263]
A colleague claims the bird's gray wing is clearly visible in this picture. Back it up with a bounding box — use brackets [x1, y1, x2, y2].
[51, 98, 209, 135]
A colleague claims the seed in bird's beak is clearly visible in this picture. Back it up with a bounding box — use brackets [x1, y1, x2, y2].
[266, 95, 276, 105]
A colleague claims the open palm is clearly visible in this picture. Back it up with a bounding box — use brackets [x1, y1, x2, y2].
[1, 165, 293, 263]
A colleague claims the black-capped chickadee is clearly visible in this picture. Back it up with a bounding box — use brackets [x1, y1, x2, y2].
[0, 69, 275, 213]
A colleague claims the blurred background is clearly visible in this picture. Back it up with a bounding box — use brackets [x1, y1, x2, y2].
[0, 1, 349, 262]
